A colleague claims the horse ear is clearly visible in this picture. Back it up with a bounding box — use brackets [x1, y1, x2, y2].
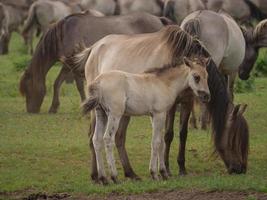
[253, 19, 267, 48]
[238, 104, 247, 116]
[203, 57, 211, 66]
[232, 104, 241, 118]
[183, 57, 194, 68]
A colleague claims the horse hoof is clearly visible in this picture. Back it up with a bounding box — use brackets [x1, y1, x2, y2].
[111, 176, 120, 184]
[125, 172, 142, 181]
[160, 169, 169, 180]
[48, 108, 58, 114]
[150, 171, 159, 181]
[179, 170, 187, 176]
[166, 169, 172, 177]
[99, 176, 109, 185]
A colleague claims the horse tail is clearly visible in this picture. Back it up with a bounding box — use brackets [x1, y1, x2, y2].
[182, 18, 201, 38]
[61, 45, 92, 72]
[82, 83, 99, 115]
[22, 3, 37, 37]
[163, 0, 176, 23]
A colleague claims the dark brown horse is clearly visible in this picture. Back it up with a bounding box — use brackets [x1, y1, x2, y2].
[239, 19, 267, 80]
[65, 26, 249, 183]
[19, 12, 169, 113]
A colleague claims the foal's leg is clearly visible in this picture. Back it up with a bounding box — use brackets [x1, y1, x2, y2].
[103, 114, 121, 183]
[150, 112, 167, 180]
[115, 116, 141, 180]
[92, 108, 108, 185]
[177, 99, 193, 175]
[164, 103, 177, 176]
[48, 66, 70, 113]
[199, 102, 209, 130]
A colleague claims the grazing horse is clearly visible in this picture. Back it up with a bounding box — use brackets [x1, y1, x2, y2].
[181, 11, 267, 128]
[239, 19, 267, 80]
[19, 12, 169, 113]
[65, 26, 249, 183]
[22, 0, 83, 54]
[117, 0, 164, 16]
[0, 2, 26, 54]
[82, 57, 210, 184]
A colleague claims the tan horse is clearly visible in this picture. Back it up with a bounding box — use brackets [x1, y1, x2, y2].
[65, 26, 249, 183]
[82, 57, 210, 184]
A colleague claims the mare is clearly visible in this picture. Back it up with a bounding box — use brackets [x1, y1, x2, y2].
[19, 12, 169, 113]
[65, 26, 249, 183]
[82, 57, 210, 184]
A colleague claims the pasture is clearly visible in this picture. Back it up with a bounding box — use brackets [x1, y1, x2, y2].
[0, 33, 267, 199]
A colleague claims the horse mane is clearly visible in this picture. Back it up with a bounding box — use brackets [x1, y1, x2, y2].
[253, 19, 267, 42]
[161, 25, 195, 64]
[20, 17, 65, 96]
[182, 18, 230, 152]
[144, 63, 178, 75]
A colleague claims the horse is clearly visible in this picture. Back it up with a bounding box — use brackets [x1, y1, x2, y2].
[80, 0, 119, 15]
[64, 25, 249, 183]
[180, 11, 267, 128]
[82, 57, 210, 184]
[117, 0, 164, 16]
[0, 2, 26, 54]
[22, 0, 83, 54]
[19, 12, 170, 113]
[163, 0, 266, 25]
[239, 19, 267, 80]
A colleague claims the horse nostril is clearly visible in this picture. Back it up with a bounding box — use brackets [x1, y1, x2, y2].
[198, 91, 210, 102]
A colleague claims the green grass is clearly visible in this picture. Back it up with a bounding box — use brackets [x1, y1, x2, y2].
[0, 33, 267, 197]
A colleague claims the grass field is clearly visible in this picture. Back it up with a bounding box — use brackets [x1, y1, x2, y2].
[0, 33, 267, 199]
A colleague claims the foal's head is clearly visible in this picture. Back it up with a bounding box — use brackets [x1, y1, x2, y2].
[183, 57, 210, 103]
[219, 104, 249, 174]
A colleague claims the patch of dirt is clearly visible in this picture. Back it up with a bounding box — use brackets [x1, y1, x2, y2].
[1, 190, 267, 200]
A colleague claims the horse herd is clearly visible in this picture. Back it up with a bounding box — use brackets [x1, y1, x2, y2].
[1, 0, 266, 185]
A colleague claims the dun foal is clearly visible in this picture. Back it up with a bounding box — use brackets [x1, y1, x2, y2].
[83, 57, 210, 184]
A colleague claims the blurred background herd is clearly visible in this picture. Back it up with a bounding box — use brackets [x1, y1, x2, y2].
[0, 0, 267, 94]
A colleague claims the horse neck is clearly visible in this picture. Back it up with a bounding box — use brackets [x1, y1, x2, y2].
[157, 65, 190, 95]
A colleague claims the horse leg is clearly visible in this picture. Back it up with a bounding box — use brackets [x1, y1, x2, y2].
[164, 103, 176, 176]
[103, 114, 121, 184]
[89, 112, 99, 182]
[177, 99, 193, 175]
[115, 116, 141, 180]
[48, 66, 70, 113]
[200, 102, 209, 130]
[190, 99, 198, 129]
[2, 33, 11, 54]
[228, 73, 236, 102]
[73, 74, 86, 102]
[93, 108, 108, 185]
[150, 112, 167, 180]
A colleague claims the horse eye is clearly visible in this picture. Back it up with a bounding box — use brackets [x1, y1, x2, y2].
[194, 75, 200, 83]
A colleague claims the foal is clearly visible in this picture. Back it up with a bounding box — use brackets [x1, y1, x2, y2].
[83, 57, 210, 184]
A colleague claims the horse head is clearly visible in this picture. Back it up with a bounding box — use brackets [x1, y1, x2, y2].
[218, 104, 249, 174]
[239, 19, 267, 80]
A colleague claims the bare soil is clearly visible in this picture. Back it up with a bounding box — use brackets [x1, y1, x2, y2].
[1, 190, 267, 200]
